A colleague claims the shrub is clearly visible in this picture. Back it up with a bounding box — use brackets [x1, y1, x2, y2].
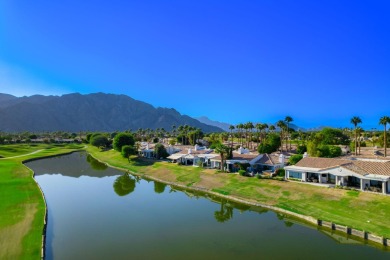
[239, 163, 250, 171]
[90, 135, 109, 148]
[296, 145, 307, 154]
[121, 145, 136, 158]
[154, 143, 169, 159]
[113, 133, 135, 152]
[238, 170, 246, 176]
[275, 168, 286, 177]
[289, 154, 303, 165]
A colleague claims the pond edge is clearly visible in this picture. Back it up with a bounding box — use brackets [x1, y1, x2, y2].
[87, 152, 389, 248]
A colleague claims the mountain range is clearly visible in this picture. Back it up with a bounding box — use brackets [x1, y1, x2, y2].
[0, 93, 223, 133]
[195, 116, 232, 132]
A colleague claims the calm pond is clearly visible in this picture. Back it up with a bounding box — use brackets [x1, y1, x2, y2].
[27, 152, 389, 260]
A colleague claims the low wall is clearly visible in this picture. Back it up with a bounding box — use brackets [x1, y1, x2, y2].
[318, 219, 389, 246]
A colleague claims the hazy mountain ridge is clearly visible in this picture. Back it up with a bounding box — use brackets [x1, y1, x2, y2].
[0, 93, 223, 132]
[195, 116, 232, 132]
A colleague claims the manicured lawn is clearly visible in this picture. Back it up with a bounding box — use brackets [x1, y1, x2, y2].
[0, 144, 84, 259]
[87, 146, 390, 238]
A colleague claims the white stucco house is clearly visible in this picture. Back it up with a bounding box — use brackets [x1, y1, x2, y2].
[167, 145, 217, 166]
[284, 157, 390, 194]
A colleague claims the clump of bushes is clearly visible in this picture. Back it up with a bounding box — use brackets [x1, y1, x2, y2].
[289, 154, 303, 165]
[238, 170, 246, 176]
[275, 168, 286, 177]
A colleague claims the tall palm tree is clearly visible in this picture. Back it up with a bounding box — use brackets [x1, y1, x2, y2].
[172, 125, 176, 138]
[229, 125, 235, 148]
[246, 122, 254, 149]
[284, 116, 293, 151]
[379, 116, 390, 157]
[243, 123, 249, 148]
[236, 124, 242, 146]
[350, 116, 362, 155]
[277, 120, 287, 152]
[178, 125, 184, 144]
[269, 125, 276, 133]
[255, 123, 262, 147]
[215, 144, 229, 172]
[356, 127, 363, 155]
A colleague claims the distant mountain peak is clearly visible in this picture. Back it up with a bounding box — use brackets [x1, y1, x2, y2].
[195, 116, 231, 132]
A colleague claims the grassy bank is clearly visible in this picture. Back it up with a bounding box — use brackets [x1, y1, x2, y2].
[0, 144, 84, 259]
[87, 146, 390, 238]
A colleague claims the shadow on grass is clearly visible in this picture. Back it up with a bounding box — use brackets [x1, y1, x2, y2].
[128, 157, 157, 167]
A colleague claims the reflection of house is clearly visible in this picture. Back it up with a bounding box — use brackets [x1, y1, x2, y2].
[284, 157, 390, 194]
[167, 145, 216, 166]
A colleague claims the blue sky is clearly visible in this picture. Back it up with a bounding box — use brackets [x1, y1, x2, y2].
[0, 1, 389, 129]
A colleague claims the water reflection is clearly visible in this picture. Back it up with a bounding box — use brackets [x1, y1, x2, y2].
[29, 152, 390, 259]
[154, 181, 166, 194]
[214, 201, 234, 223]
[28, 152, 119, 178]
[113, 173, 137, 196]
[86, 154, 108, 171]
[277, 213, 295, 228]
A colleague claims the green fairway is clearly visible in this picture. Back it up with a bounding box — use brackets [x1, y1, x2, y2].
[0, 144, 84, 259]
[87, 146, 390, 238]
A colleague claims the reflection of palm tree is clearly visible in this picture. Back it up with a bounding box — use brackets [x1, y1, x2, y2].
[113, 173, 136, 196]
[214, 202, 234, 223]
[154, 181, 166, 194]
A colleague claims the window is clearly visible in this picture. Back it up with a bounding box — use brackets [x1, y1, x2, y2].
[370, 180, 381, 188]
[289, 171, 302, 179]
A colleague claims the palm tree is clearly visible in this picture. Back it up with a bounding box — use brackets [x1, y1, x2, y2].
[379, 116, 390, 157]
[177, 125, 184, 144]
[269, 125, 276, 133]
[237, 123, 244, 146]
[350, 116, 362, 155]
[246, 122, 254, 149]
[172, 125, 176, 138]
[255, 123, 262, 147]
[229, 125, 235, 148]
[277, 120, 287, 152]
[356, 127, 363, 155]
[215, 144, 229, 172]
[284, 116, 293, 151]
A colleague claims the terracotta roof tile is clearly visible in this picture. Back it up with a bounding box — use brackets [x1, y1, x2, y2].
[295, 157, 390, 176]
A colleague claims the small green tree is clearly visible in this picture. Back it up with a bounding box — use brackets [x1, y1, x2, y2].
[257, 133, 281, 154]
[275, 168, 285, 177]
[121, 145, 136, 159]
[113, 133, 135, 152]
[289, 154, 303, 165]
[296, 145, 307, 154]
[154, 143, 169, 159]
[90, 135, 109, 148]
